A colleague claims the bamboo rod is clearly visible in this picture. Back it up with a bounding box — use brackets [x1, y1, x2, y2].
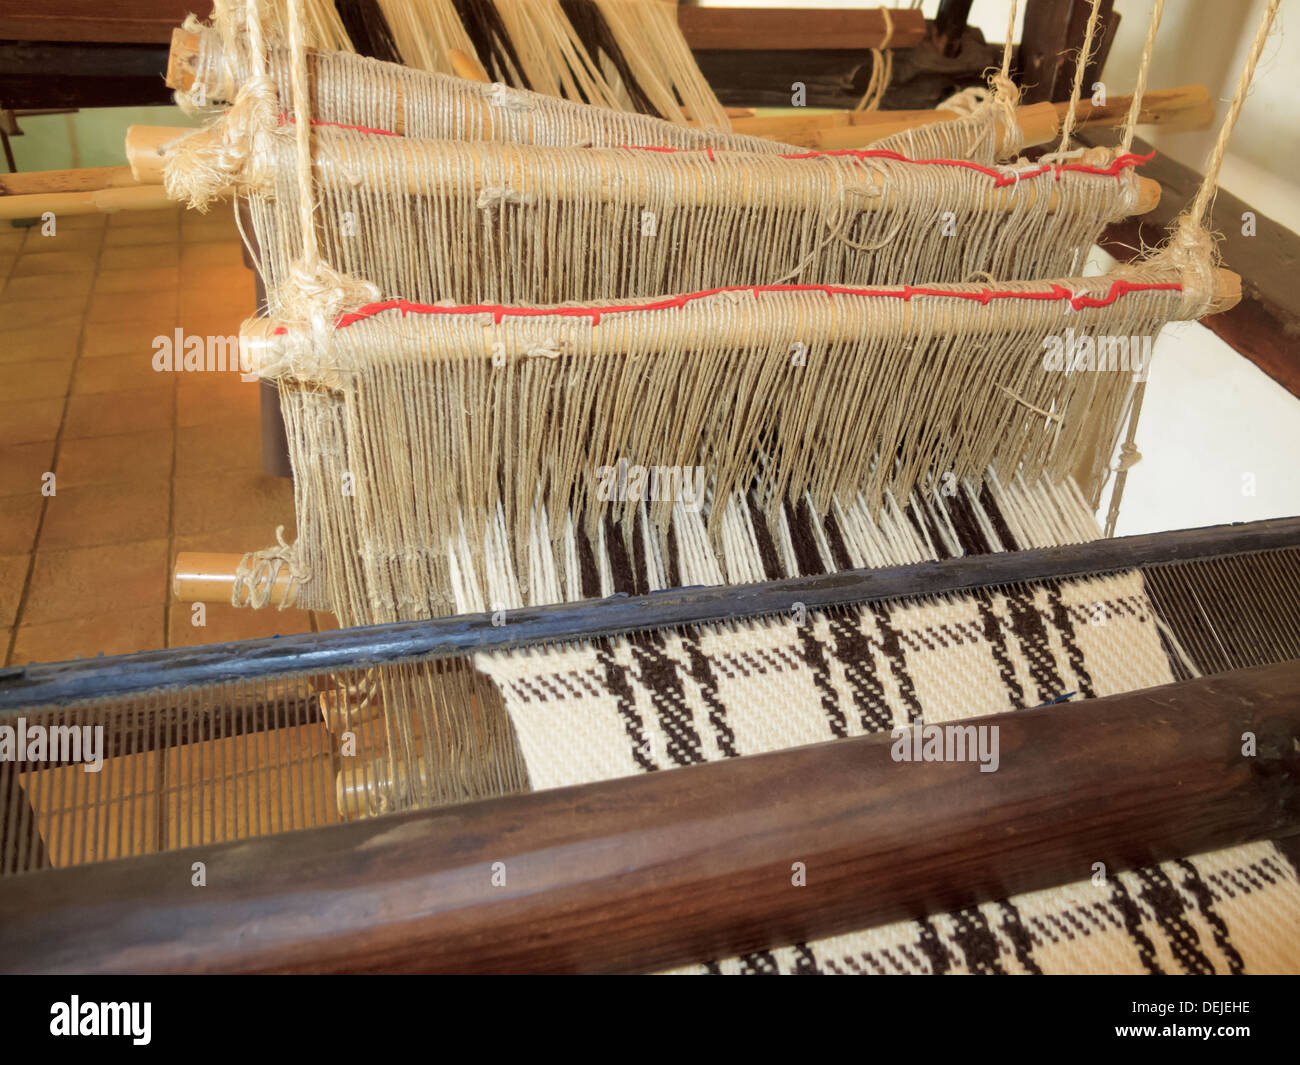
[124, 123, 1162, 214]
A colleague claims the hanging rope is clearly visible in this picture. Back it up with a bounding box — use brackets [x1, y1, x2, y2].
[854, 7, 896, 113]
[1057, 0, 1103, 154]
[1120, 0, 1165, 153]
[1105, 0, 1281, 537]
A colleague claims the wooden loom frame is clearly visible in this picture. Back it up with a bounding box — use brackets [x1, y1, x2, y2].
[1, 517, 1298, 973]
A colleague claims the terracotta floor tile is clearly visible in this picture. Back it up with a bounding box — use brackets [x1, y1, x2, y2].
[168, 602, 315, 647]
[63, 388, 172, 438]
[180, 244, 247, 277]
[173, 470, 294, 538]
[175, 420, 261, 478]
[99, 245, 179, 271]
[0, 397, 62, 446]
[93, 266, 180, 294]
[107, 208, 180, 229]
[1, 272, 93, 304]
[176, 384, 258, 426]
[11, 604, 165, 664]
[9, 251, 96, 277]
[71, 355, 173, 395]
[40, 481, 171, 550]
[0, 494, 42, 555]
[179, 281, 255, 322]
[0, 323, 81, 364]
[56, 429, 173, 488]
[0, 253, 14, 279]
[0, 357, 74, 401]
[0, 295, 88, 331]
[172, 522, 295, 556]
[0, 230, 25, 252]
[0, 440, 55, 496]
[181, 215, 243, 243]
[81, 319, 177, 359]
[23, 539, 167, 625]
[0, 553, 31, 628]
[102, 221, 178, 245]
[21, 226, 104, 254]
[87, 289, 178, 325]
[43, 214, 105, 231]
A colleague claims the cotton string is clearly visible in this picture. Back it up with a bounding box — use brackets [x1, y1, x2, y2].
[1120, 0, 1164, 153]
[1057, 0, 1103, 154]
[1105, 0, 1281, 537]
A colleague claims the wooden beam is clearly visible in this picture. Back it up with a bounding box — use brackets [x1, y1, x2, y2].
[2, 660, 1297, 973]
[675, 6, 927, 52]
[0, 1, 210, 44]
[1087, 133, 1300, 399]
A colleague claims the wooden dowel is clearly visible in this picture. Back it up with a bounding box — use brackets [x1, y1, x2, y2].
[3, 660, 1296, 974]
[675, 6, 928, 51]
[447, 47, 489, 83]
[0, 165, 142, 196]
[0, 184, 175, 220]
[732, 87, 1213, 150]
[173, 552, 293, 605]
[126, 122, 1160, 214]
[239, 270, 1240, 376]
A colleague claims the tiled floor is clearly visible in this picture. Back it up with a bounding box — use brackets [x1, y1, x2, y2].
[0, 205, 327, 666]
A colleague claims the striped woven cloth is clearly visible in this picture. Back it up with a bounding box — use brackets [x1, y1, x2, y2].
[474, 481, 1300, 974]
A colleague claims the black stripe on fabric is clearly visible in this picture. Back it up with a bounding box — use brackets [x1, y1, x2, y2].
[683, 636, 738, 759]
[1135, 867, 1216, 975]
[1108, 877, 1165, 975]
[913, 916, 952, 975]
[948, 907, 1008, 974]
[746, 492, 784, 581]
[1273, 836, 1300, 881]
[820, 507, 855, 571]
[629, 507, 649, 597]
[997, 900, 1044, 975]
[795, 623, 848, 738]
[602, 514, 638, 596]
[868, 602, 924, 724]
[790, 944, 820, 974]
[664, 520, 681, 590]
[1003, 588, 1066, 703]
[942, 485, 990, 556]
[577, 522, 601, 600]
[595, 645, 656, 773]
[630, 636, 705, 768]
[736, 950, 781, 975]
[826, 611, 895, 733]
[1174, 858, 1245, 975]
[788, 498, 827, 576]
[975, 592, 1026, 708]
[978, 480, 1019, 551]
[1046, 582, 1098, 699]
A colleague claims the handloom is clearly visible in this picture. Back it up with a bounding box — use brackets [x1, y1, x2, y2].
[2, 0, 1297, 975]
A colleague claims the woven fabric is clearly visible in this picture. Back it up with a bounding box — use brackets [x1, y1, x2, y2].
[475, 570, 1300, 973]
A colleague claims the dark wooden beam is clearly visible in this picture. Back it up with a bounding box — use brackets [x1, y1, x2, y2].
[1086, 134, 1300, 400]
[2, 660, 1297, 973]
[0, 0, 209, 44]
[3, 517, 1297, 707]
[1019, 0, 1118, 105]
[676, 6, 927, 52]
[0, 42, 173, 109]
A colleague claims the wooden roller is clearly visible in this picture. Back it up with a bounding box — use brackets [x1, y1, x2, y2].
[0, 165, 174, 219]
[173, 552, 293, 604]
[125, 123, 1164, 215]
